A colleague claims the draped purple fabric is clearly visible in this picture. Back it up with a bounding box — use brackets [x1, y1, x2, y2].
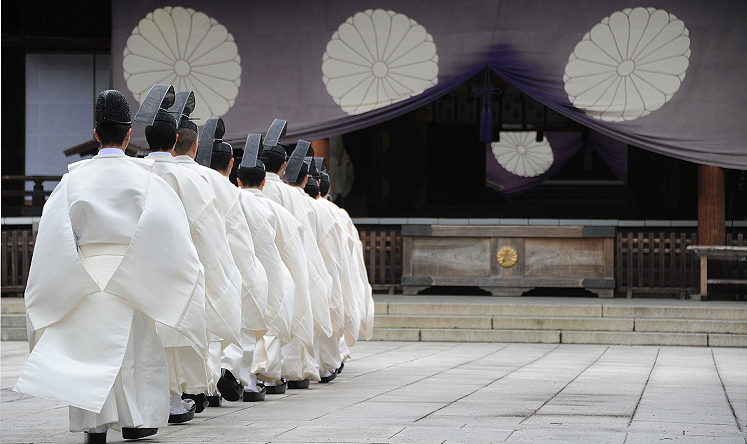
[112, 1, 747, 171]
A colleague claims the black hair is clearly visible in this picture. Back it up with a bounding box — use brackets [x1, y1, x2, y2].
[96, 121, 131, 147]
[237, 166, 266, 188]
[210, 150, 233, 172]
[174, 128, 198, 155]
[144, 120, 177, 151]
[259, 150, 286, 173]
[319, 180, 330, 197]
[304, 180, 319, 198]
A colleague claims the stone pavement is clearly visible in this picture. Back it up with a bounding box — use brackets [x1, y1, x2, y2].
[1, 340, 745, 444]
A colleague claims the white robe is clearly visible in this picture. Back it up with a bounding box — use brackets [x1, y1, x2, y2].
[15, 153, 206, 431]
[250, 188, 318, 380]
[176, 156, 269, 386]
[337, 204, 375, 340]
[263, 173, 333, 338]
[148, 153, 242, 394]
[238, 189, 294, 381]
[307, 195, 348, 372]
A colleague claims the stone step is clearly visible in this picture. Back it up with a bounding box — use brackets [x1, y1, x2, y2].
[374, 315, 747, 334]
[368, 327, 747, 347]
[374, 315, 493, 330]
[377, 300, 747, 321]
[1, 298, 26, 314]
[1, 314, 27, 328]
[634, 319, 747, 334]
[1, 328, 27, 341]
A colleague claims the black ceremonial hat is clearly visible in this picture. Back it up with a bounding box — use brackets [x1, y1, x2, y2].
[94, 90, 132, 128]
[196, 118, 232, 167]
[261, 119, 288, 158]
[283, 140, 311, 183]
[134, 84, 176, 127]
[240, 133, 264, 170]
[168, 91, 198, 133]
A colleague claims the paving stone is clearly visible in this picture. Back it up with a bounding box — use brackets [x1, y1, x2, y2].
[603, 305, 747, 321]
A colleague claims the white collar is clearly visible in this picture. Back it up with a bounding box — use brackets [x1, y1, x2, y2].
[265, 172, 282, 182]
[97, 147, 126, 156]
[245, 188, 264, 197]
[174, 155, 195, 164]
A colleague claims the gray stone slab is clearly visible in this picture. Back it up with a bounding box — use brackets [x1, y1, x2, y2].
[375, 315, 493, 329]
[493, 316, 633, 332]
[635, 319, 747, 334]
[1, 297, 26, 314]
[1, 314, 27, 328]
[368, 328, 421, 341]
[421, 329, 560, 343]
[603, 305, 747, 321]
[562, 331, 708, 346]
[709, 334, 747, 348]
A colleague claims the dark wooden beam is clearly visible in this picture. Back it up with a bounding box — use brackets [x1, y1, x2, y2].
[698, 164, 725, 246]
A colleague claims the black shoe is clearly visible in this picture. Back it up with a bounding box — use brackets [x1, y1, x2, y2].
[168, 401, 196, 424]
[121, 427, 157, 440]
[287, 379, 309, 389]
[319, 372, 337, 383]
[84, 431, 106, 444]
[217, 368, 243, 402]
[181, 393, 208, 413]
[206, 395, 222, 407]
[337, 362, 344, 374]
[243, 385, 266, 402]
[265, 380, 287, 394]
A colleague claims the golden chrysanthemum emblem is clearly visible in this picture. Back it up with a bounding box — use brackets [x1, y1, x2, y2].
[496, 247, 518, 268]
[322, 9, 439, 115]
[122, 6, 242, 124]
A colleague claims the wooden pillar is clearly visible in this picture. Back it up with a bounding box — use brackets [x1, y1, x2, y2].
[698, 164, 725, 246]
[697, 164, 725, 299]
[311, 139, 329, 164]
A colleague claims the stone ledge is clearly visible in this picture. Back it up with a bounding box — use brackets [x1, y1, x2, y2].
[1, 314, 27, 328]
[561, 331, 708, 346]
[387, 303, 602, 318]
[603, 305, 747, 321]
[708, 334, 747, 348]
[1, 328, 27, 341]
[493, 316, 633, 332]
[374, 315, 492, 329]
[368, 328, 420, 341]
[420, 329, 559, 343]
[635, 319, 747, 334]
[1, 298, 26, 314]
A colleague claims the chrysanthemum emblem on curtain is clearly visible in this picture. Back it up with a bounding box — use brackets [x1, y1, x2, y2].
[491, 132, 553, 178]
[564, 7, 690, 122]
[122, 6, 242, 124]
[323, 9, 439, 115]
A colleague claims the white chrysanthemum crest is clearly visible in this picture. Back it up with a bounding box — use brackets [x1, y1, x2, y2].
[491, 132, 554, 178]
[123, 6, 242, 124]
[322, 8, 439, 115]
[563, 7, 690, 122]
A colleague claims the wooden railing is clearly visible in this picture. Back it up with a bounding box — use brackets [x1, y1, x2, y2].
[2, 175, 62, 216]
[359, 229, 402, 294]
[2, 227, 740, 298]
[1, 230, 36, 295]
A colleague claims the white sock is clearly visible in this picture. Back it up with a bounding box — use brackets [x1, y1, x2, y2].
[265, 379, 277, 387]
[320, 369, 334, 377]
[87, 425, 106, 433]
[170, 395, 188, 415]
[244, 374, 259, 392]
